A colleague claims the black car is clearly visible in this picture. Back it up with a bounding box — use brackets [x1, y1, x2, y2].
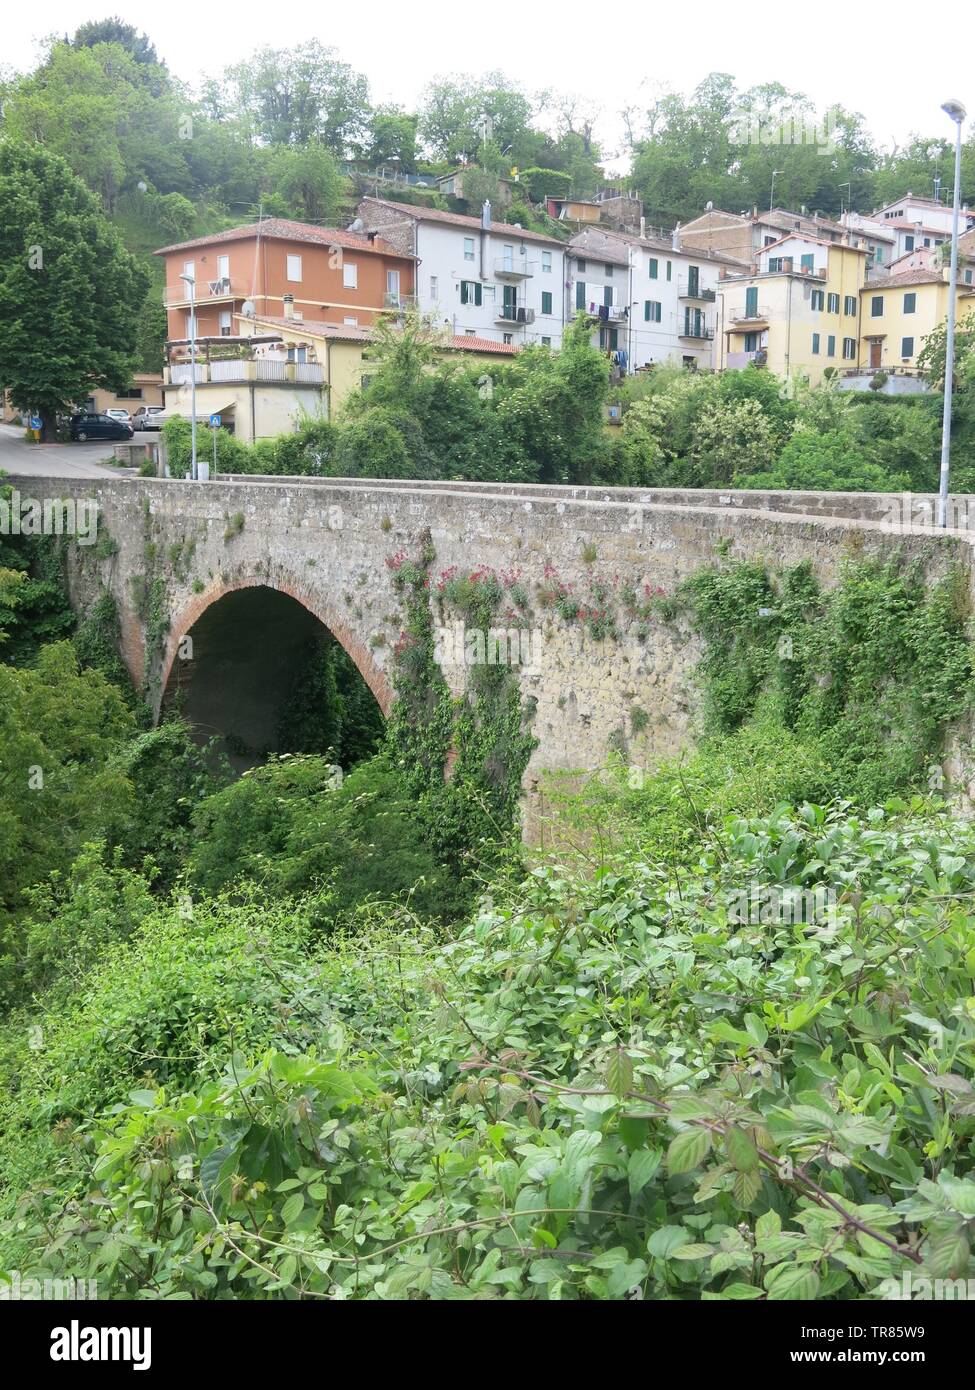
[69, 412, 135, 442]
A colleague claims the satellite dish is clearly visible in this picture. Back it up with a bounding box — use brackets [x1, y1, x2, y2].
[348, 218, 365, 232]
[241, 300, 256, 318]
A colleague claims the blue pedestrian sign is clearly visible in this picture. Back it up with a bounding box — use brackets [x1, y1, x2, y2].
[29, 414, 42, 430]
[209, 413, 221, 428]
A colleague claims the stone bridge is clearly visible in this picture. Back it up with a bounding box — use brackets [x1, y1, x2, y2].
[11, 472, 975, 823]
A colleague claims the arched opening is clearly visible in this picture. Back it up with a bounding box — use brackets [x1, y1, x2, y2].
[161, 585, 385, 774]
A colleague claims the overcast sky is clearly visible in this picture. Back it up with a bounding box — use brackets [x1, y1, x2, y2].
[5, 0, 972, 171]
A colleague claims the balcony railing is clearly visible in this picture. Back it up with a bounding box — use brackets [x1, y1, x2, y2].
[164, 359, 324, 386]
[678, 277, 716, 301]
[495, 302, 535, 324]
[494, 258, 533, 280]
[679, 324, 715, 340]
[383, 292, 418, 310]
[730, 305, 770, 323]
[163, 278, 242, 307]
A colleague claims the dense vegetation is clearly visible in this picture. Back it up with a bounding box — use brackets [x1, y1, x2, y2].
[4, 471, 975, 1298]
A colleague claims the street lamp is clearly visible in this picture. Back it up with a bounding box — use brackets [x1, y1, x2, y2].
[938, 98, 967, 528]
[769, 169, 782, 212]
[179, 272, 198, 481]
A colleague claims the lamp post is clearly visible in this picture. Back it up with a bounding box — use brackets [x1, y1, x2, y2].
[938, 98, 967, 528]
[769, 169, 782, 212]
[179, 272, 198, 481]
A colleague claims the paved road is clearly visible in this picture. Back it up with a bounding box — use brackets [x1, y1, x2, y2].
[0, 423, 156, 479]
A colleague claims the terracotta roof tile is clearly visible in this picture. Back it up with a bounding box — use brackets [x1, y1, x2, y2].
[155, 219, 413, 259]
[360, 197, 566, 247]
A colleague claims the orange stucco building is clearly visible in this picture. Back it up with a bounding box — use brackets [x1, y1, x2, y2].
[155, 219, 417, 341]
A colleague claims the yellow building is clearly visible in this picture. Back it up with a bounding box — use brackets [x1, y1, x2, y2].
[859, 269, 975, 376]
[717, 237, 868, 386]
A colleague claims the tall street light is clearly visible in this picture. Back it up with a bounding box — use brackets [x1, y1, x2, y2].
[938, 98, 967, 528]
[179, 271, 198, 481]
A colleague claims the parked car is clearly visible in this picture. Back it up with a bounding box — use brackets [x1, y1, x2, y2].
[69, 412, 134, 442]
[105, 407, 132, 424]
[131, 405, 166, 431]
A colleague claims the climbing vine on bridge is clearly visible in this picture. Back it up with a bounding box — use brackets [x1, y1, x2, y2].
[386, 530, 537, 870]
[680, 554, 975, 805]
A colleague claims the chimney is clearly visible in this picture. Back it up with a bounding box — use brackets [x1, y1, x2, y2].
[481, 200, 492, 230]
[671, 222, 681, 251]
[283, 293, 294, 320]
[640, 215, 646, 239]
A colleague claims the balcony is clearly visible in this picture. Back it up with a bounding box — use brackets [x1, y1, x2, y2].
[730, 305, 770, 325]
[383, 292, 418, 311]
[494, 258, 533, 280]
[678, 323, 715, 341]
[495, 301, 535, 325]
[165, 359, 324, 386]
[678, 277, 716, 301]
[163, 277, 242, 308]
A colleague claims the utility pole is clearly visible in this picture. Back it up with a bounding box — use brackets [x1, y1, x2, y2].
[937, 99, 967, 528]
[179, 272, 198, 481]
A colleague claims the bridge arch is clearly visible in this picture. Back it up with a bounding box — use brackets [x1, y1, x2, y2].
[158, 576, 393, 766]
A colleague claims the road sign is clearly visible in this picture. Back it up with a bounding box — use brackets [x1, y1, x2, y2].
[29, 414, 42, 430]
[209, 413, 221, 429]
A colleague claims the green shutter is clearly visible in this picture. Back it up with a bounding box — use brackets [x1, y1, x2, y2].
[576, 280, 586, 310]
[745, 286, 758, 317]
[648, 258, 657, 279]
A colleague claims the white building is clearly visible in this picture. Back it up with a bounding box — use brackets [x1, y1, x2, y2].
[864, 191, 975, 262]
[357, 197, 567, 348]
[567, 226, 740, 371]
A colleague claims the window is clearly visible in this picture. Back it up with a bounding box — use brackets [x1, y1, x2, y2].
[827, 334, 836, 357]
[811, 289, 825, 310]
[844, 295, 857, 316]
[769, 257, 784, 272]
[182, 259, 195, 281]
[219, 310, 232, 336]
[599, 327, 619, 350]
[217, 254, 230, 281]
[460, 280, 482, 306]
[871, 296, 884, 317]
[464, 237, 475, 261]
[764, 235, 776, 246]
[503, 333, 513, 345]
[287, 254, 302, 282]
[812, 332, 821, 354]
[541, 290, 553, 315]
[430, 275, 438, 299]
[342, 262, 357, 289]
[386, 270, 400, 298]
[801, 253, 815, 272]
[542, 251, 552, 273]
[648, 257, 658, 279]
[905, 235, 915, 252]
[117, 387, 143, 399]
[604, 264, 614, 276]
[843, 337, 856, 359]
[666, 261, 672, 281]
[576, 257, 586, 271]
[923, 238, 931, 248]
[344, 316, 358, 326]
[502, 243, 514, 269]
[745, 332, 759, 352]
[875, 247, 885, 263]
[576, 281, 586, 310]
[827, 292, 840, 313]
[903, 292, 917, 314]
[902, 336, 915, 358]
[541, 335, 552, 346]
[966, 270, 974, 285]
[745, 286, 758, 317]
[644, 300, 662, 322]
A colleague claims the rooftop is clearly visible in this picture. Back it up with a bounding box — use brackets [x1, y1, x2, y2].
[155, 218, 413, 259]
[359, 196, 566, 247]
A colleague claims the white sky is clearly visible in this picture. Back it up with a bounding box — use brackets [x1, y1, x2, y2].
[4, 0, 972, 173]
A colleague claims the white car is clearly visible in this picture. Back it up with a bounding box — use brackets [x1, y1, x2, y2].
[105, 408, 132, 424]
[132, 406, 166, 431]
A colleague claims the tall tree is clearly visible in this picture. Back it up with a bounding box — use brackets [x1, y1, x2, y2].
[72, 17, 161, 67]
[0, 142, 148, 438]
[222, 42, 370, 155]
